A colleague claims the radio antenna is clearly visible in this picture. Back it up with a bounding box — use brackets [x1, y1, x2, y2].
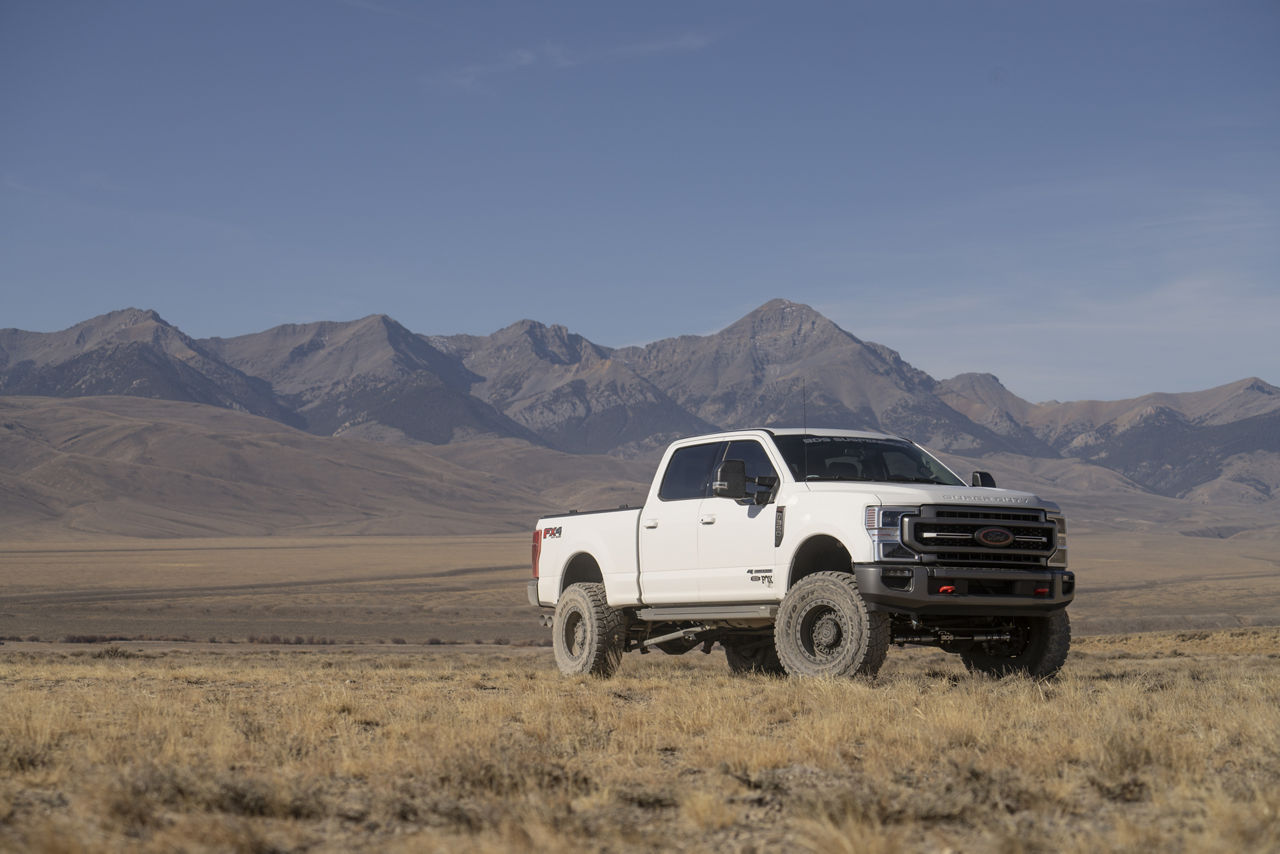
[802, 378, 809, 481]
[802, 378, 807, 432]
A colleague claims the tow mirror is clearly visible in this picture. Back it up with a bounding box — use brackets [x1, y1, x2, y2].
[972, 471, 997, 488]
[713, 459, 747, 499]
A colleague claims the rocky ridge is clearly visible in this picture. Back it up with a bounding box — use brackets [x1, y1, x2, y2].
[3, 301, 1277, 502]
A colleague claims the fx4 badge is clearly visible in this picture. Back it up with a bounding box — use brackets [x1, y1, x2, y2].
[542, 526, 563, 539]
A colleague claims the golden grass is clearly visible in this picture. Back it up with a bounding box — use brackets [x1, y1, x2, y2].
[2, 629, 1278, 853]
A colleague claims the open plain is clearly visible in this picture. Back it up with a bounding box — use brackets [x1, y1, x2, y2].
[3, 527, 1279, 645]
[3, 406, 1279, 852]
[2, 531, 1279, 852]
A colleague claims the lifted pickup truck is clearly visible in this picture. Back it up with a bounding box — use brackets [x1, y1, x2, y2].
[530, 429, 1073, 679]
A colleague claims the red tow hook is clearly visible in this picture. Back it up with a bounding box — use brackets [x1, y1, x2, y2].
[938, 585, 957, 594]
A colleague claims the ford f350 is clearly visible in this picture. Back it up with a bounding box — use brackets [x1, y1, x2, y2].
[529, 429, 1073, 679]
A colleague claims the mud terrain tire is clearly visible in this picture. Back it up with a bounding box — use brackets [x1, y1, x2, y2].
[774, 572, 889, 678]
[961, 610, 1070, 679]
[553, 583, 624, 677]
[723, 636, 785, 675]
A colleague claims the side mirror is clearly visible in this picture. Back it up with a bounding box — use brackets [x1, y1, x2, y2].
[713, 459, 747, 499]
[972, 471, 997, 488]
[752, 475, 779, 505]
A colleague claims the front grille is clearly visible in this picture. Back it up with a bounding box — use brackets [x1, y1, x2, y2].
[933, 509, 1042, 523]
[903, 505, 1056, 568]
[936, 552, 1047, 564]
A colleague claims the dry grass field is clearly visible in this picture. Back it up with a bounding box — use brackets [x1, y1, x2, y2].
[2, 630, 1278, 853]
[2, 527, 1278, 852]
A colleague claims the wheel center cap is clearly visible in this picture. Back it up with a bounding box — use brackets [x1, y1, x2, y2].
[813, 614, 842, 649]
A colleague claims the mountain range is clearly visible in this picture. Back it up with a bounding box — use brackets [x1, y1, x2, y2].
[3, 300, 1278, 507]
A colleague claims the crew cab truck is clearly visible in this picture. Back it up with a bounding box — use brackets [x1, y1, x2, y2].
[529, 429, 1073, 679]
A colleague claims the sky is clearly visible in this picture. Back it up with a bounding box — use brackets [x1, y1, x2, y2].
[2, 0, 1277, 403]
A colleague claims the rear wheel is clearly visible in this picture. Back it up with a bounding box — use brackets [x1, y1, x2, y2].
[552, 583, 624, 677]
[774, 572, 889, 678]
[960, 610, 1070, 679]
[722, 635, 784, 675]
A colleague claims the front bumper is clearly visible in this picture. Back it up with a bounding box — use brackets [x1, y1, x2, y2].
[855, 564, 1074, 617]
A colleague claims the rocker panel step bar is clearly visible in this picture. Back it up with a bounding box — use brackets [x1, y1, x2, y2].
[635, 604, 778, 622]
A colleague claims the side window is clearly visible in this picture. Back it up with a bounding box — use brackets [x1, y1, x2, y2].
[658, 443, 723, 501]
[724, 440, 778, 499]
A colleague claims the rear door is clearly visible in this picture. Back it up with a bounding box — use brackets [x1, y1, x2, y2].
[638, 441, 723, 604]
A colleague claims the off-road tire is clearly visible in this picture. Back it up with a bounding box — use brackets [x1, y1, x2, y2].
[552, 583, 624, 677]
[723, 636, 785, 675]
[960, 610, 1070, 679]
[774, 571, 889, 678]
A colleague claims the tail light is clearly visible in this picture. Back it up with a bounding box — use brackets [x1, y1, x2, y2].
[531, 529, 542, 578]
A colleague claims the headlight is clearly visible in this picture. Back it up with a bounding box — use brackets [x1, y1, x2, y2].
[865, 505, 919, 562]
[1047, 512, 1068, 568]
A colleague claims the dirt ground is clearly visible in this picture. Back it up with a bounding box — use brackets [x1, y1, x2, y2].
[2, 529, 1278, 647]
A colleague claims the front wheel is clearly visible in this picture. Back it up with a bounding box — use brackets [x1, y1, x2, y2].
[552, 583, 624, 677]
[774, 572, 889, 678]
[960, 610, 1070, 679]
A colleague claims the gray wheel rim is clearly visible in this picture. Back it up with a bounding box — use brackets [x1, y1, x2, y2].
[797, 599, 850, 662]
[562, 610, 586, 658]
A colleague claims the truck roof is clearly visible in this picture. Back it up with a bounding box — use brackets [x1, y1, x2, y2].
[765, 427, 905, 440]
[677, 427, 907, 443]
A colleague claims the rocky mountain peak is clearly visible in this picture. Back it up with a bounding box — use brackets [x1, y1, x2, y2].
[1237, 377, 1277, 397]
[938, 373, 1032, 413]
[1, 307, 197, 367]
[725, 299, 851, 348]
[70, 306, 167, 331]
[489, 319, 605, 367]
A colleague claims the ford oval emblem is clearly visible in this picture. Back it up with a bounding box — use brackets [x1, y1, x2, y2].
[975, 526, 1014, 547]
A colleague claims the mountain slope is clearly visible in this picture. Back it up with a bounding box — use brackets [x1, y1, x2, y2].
[0, 396, 651, 539]
[432, 320, 715, 455]
[0, 309, 296, 425]
[939, 373, 1280, 498]
[614, 300, 1027, 454]
[203, 315, 535, 444]
[4, 303, 1277, 503]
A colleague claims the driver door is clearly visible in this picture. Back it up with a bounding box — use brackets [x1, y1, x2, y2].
[697, 439, 781, 601]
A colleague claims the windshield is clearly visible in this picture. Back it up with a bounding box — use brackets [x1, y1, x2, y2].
[771, 435, 965, 486]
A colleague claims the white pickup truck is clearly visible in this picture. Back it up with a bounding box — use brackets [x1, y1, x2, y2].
[529, 428, 1073, 679]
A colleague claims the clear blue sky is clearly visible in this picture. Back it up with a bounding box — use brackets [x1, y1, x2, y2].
[3, 1, 1277, 402]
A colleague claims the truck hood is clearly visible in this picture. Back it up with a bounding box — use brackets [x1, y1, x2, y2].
[804, 481, 1058, 512]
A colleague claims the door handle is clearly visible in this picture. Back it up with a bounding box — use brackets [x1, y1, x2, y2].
[700, 514, 716, 525]
[643, 519, 659, 529]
